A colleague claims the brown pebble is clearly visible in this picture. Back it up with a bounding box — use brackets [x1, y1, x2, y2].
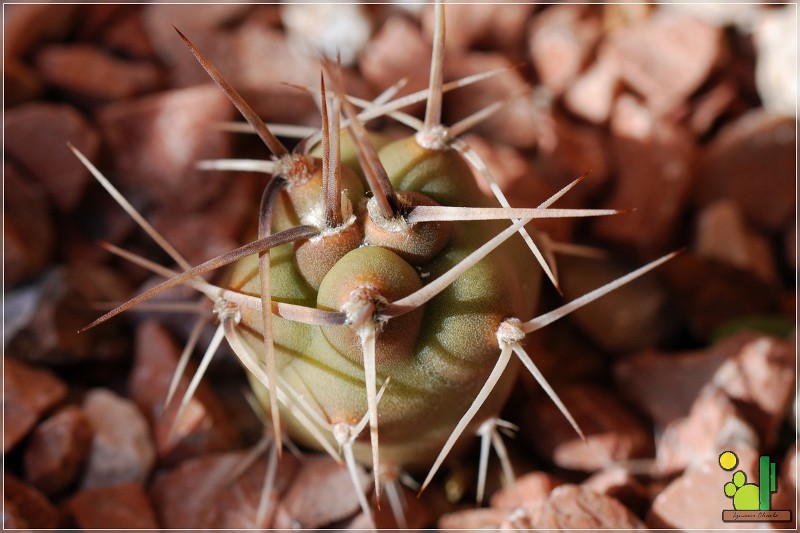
[695, 110, 795, 231]
[694, 199, 779, 285]
[563, 54, 621, 124]
[3, 4, 80, 59]
[657, 388, 759, 474]
[24, 405, 94, 495]
[3, 161, 55, 287]
[151, 448, 299, 529]
[35, 44, 162, 101]
[360, 16, 431, 109]
[4, 59, 43, 107]
[6, 266, 131, 366]
[534, 484, 645, 529]
[129, 321, 239, 464]
[100, 10, 156, 59]
[4, 102, 99, 212]
[3, 474, 59, 529]
[523, 385, 653, 472]
[648, 446, 759, 529]
[528, 5, 600, 96]
[444, 51, 539, 149]
[439, 507, 525, 530]
[490, 471, 564, 511]
[712, 334, 794, 448]
[583, 466, 650, 515]
[615, 331, 761, 427]
[661, 253, 778, 340]
[148, 169, 259, 266]
[557, 254, 677, 353]
[607, 10, 722, 114]
[81, 388, 156, 489]
[275, 455, 370, 529]
[66, 483, 159, 529]
[3, 358, 67, 453]
[593, 94, 695, 257]
[689, 79, 738, 136]
[96, 84, 233, 211]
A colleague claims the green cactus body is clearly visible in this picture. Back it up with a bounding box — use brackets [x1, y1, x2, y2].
[228, 135, 540, 471]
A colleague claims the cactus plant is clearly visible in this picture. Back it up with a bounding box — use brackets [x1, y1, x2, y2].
[75, 2, 678, 527]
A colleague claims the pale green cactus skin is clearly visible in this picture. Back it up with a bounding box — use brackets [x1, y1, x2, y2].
[228, 135, 540, 471]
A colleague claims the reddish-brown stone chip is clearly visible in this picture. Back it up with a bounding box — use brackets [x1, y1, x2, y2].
[657, 388, 759, 474]
[614, 331, 760, 427]
[593, 94, 695, 256]
[3, 358, 67, 453]
[151, 448, 299, 529]
[129, 320, 239, 464]
[648, 447, 759, 529]
[444, 52, 540, 148]
[607, 10, 722, 114]
[275, 455, 370, 528]
[4, 102, 99, 212]
[3, 474, 59, 529]
[695, 199, 779, 285]
[96, 85, 233, 211]
[583, 466, 650, 515]
[24, 405, 94, 495]
[66, 483, 159, 529]
[490, 471, 564, 511]
[81, 388, 156, 489]
[529, 5, 600, 96]
[523, 385, 653, 472]
[35, 44, 162, 101]
[3, 162, 55, 287]
[695, 110, 795, 231]
[535, 485, 646, 529]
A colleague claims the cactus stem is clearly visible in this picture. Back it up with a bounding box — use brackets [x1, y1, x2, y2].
[164, 313, 212, 411]
[384, 218, 528, 317]
[175, 27, 289, 158]
[223, 313, 343, 463]
[420, 344, 514, 495]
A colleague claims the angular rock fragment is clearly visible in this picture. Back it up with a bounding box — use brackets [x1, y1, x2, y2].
[3, 358, 67, 453]
[4, 102, 99, 212]
[129, 320, 239, 464]
[66, 483, 159, 529]
[35, 44, 163, 101]
[523, 385, 653, 471]
[81, 388, 156, 489]
[3, 474, 59, 529]
[24, 405, 94, 495]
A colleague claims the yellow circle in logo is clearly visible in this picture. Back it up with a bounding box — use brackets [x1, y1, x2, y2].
[719, 451, 738, 471]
